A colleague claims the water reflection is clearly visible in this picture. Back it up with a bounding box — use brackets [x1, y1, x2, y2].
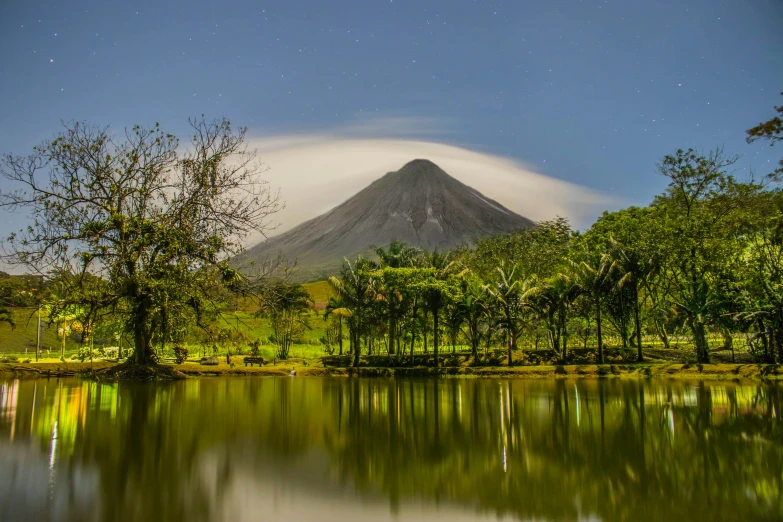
[0, 377, 781, 522]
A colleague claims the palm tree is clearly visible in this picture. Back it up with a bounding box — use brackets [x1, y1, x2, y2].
[259, 281, 312, 359]
[569, 254, 614, 363]
[526, 274, 582, 361]
[328, 256, 377, 367]
[375, 240, 420, 268]
[456, 275, 488, 360]
[418, 250, 457, 366]
[609, 237, 656, 362]
[324, 297, 352, 356]
[485, 263, 535, 366]
[374, 244, 418, 358]
[372, 267, 414, 357]
[671, 279, 723, 363]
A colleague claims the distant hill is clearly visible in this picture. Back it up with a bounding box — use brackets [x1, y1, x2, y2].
[241, 159, 535, 281]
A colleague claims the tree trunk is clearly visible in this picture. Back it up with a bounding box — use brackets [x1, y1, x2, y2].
[719, 327, 734, 362]
[61, 317, 66, 361]
[596, 294, 604, 364]
[619, 290, 628, 349]
[561, 309, 568, 361]
[692, 320, 710, 363]
[433, 307, 440, 367]
[388, 316, 396, 356]
[507, 319, 514, 367]
[352, 329, 361, 368]
[132, 295, 155, 364]
[423, 310, 428, 354]
[634, 288, 643, 362]
[338, 317, 343, 356]
[410, 332, 415, 365]
[654, 318, 670, 349]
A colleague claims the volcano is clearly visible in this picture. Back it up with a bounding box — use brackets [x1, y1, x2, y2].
[243, 159, 535, 280]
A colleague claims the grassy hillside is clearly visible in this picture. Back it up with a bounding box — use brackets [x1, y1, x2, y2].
[303, 280, 334, 309]
[0, 308, 82, 357]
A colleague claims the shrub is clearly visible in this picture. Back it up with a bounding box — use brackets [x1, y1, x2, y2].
[7, 355, 18, 362]
[77, 347, 95, 362]
[173, 345, 189, 364]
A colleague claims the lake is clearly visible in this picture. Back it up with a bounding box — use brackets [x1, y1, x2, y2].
[0, 376, 780, 522]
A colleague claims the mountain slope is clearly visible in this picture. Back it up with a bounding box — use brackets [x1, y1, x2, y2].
[243, 159, 535, 280]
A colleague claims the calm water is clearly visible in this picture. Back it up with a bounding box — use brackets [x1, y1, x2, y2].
[0, 377, 781, 522]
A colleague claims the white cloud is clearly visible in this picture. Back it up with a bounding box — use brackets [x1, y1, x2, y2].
[246, 135, 617, 246]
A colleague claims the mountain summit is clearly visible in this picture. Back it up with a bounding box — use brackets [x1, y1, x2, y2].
[244, 159, 535, 280]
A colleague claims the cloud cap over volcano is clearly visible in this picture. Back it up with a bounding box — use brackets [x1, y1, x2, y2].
[249, 136, 616, 245]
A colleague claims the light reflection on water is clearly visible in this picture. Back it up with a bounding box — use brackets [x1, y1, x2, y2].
[0, 377, 781, 522]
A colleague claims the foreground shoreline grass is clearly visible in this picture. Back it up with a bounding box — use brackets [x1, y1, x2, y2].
[1, 359, 781, 381]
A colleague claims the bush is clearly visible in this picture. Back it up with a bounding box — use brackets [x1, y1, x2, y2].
[7, 355, 18, 362]
[173, 345, 189, 364]
[77, 347, 97, 362]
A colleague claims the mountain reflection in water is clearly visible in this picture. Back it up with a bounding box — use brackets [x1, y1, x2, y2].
[0, 377, 781, 522]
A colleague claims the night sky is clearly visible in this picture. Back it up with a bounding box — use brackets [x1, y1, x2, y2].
[0, 0, 781, 236]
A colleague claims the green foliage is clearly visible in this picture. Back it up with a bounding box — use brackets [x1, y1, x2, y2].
[747, 92, 783, 181]
[173, 345, 189, 364]
[0, 275, 41, 307]
[0, 118, 281, 365]
[259, 280, 312, 359]
[0, 307, 15, 330]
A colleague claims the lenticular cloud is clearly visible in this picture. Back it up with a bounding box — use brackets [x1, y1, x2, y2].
[246, 136, 616, 244]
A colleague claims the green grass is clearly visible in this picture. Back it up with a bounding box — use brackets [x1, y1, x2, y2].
[303, 280, 334, 308]
[0, 308, 82, 356]
[182, 309, 332, 360]
[0, 306, 335, 360]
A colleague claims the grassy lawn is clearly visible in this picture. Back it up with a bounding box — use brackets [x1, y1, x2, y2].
[0, 308, 81, 357]
[0, 307, 334, 360]
[303, 280, 334, 309]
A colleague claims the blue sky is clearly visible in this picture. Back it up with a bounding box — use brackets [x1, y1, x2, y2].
[0, 0, 781, 234]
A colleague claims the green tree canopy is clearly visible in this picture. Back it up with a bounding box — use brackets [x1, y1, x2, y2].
[0, 118, 281, 365]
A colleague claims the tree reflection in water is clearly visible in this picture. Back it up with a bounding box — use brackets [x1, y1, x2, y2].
[0, 377, 781, 522]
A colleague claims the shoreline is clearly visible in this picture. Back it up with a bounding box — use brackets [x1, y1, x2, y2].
[1, 361, 781, 381]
